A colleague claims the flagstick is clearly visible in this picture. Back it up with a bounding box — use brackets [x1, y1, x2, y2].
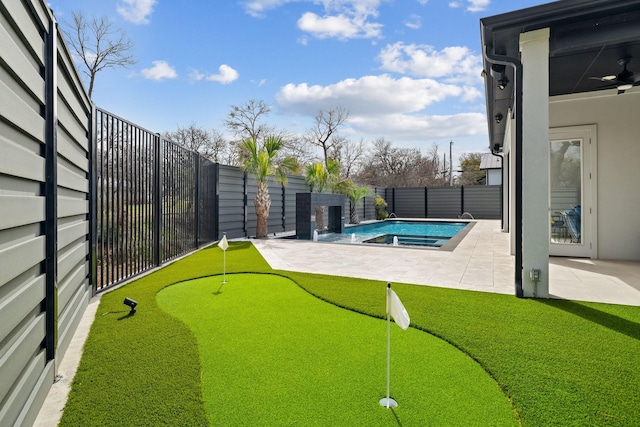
[222, 249, 227, 284]
[219, 232, 228, 284]
[380, 283, 398, 408]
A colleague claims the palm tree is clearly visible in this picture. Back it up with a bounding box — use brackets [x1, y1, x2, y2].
[334, 179, 371, 224]
[241, 136, 298, 238]
[304, 159, 340, 231]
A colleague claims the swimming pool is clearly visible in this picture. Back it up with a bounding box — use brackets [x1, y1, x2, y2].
[315, 220, 471, 248]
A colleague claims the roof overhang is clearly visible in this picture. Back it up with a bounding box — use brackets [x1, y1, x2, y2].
[480, 0, 640, 152]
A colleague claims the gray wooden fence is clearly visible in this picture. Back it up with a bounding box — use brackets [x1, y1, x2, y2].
[378, 185, 501, 219]
[0, 1, 92, 425]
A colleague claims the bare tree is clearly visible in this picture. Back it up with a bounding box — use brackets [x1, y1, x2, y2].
[356, 138, 443, 187]
[62, 11, 136, 99]
[337, 138, 365, 178]
[281, 134, 319, 167]
[163, 123, 231, 163]
[164, 123, 237, 165]
[304, 105, 349, 168]
[224, 99, 275, 143]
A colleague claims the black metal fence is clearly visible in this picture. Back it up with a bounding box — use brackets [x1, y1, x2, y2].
[95, 108, 219, 290]
[95, 108, 317, 290]
[95, 109, 502, 291]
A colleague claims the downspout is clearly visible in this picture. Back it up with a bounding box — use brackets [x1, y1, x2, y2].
[483, 45, 524, 298]
[490, 146, 504, 230]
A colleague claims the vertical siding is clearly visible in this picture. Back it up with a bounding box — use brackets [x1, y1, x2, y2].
[0, 0, 91, 425]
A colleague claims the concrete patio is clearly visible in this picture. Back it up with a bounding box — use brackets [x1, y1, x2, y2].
[252, 220, 640, 306]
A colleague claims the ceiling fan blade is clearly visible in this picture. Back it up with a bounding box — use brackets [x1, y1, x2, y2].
[588, 76, 616, 82]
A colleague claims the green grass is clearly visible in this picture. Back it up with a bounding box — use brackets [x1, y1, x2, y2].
[59, 242, 640, 426]
[157, 274, 516, 426]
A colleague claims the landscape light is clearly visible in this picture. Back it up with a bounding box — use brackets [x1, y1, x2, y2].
[123, 297, 138, 314]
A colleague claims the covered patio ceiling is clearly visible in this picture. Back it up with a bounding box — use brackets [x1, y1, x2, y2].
[481, 0, 640, 151]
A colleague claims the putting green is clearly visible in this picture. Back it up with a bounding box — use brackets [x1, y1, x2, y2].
[157, 273, 517, 426]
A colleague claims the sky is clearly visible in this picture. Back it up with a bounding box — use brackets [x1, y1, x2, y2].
[48, 0, 550, 166]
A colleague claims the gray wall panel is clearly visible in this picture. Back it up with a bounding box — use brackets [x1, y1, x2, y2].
[56, 286, 90, 364]
[0, 195, 45, 230]
[0, 314, 46, 408]
[427, 187, 462, 218]
[0, 352, 50, 427]
[0, 236, 46, 286]
[394, 188, 425, 218]
[0, 23, 43, 103]
[0, 135, 46, 181]
[464, 186, 501, 219]
[0, 275, 45, 355]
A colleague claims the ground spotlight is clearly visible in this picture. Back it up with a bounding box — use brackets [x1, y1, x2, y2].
[123, 297, 138, 314]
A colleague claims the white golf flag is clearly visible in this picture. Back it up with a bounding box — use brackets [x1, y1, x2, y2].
[388, 288, 410, 330]
[218, 234, 229, 251]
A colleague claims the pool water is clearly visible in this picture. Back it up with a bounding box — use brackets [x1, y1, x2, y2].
[315, 220, 468, 248]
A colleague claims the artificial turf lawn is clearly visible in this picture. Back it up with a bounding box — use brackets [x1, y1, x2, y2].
[59, 242, 640, 426]
[157, 274, 517, 426]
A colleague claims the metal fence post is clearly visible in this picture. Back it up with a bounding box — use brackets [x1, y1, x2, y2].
[243, 171, 248, 237]
[89, 104, 97, 295]
[214, 163, 220, 240]
[153, 134, 162, 266]
[282, 183, 286, 231]
[194, 152, 201, 248]
[44, 17, 58, 362]
[424, 187, 428, 218]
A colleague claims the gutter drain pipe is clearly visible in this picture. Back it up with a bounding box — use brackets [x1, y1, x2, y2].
[482, 45, 524, 298]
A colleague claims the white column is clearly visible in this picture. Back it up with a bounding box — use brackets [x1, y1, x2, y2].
[520, 28, 550, 298]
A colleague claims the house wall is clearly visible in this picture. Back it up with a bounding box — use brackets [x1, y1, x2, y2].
[487, 169, 502, 185]
[550, 90, 640, 260]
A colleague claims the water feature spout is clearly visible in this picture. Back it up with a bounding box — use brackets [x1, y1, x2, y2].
[313, 230, 318, 242]
[393, 236, 399, 246]
[350, 233, 356, 243]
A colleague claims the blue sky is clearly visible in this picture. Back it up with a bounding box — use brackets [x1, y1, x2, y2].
[49, 0, 548, 164]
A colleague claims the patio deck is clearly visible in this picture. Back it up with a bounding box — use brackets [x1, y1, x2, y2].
[252, 220, 640, 306]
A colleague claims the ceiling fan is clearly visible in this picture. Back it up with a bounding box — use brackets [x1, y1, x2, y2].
[590, 56, 640, 94]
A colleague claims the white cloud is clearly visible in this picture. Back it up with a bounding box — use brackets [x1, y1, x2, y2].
[467, 0, 490, 12]
[244, 0, 385, 40]
[117, 0, 157, 24]
[277, 74, 464, 116]
[276, 71, 487, 141]
[378, 42, 483, 86]
[297, 12, 382, 39]
[188, 69, 205, 82]
[448, 0, 490, 12]
[189, 65, 239, 84]
[405, 14, 422, 30]
[242, 0, 297, 18]
[207, 64, 239, 84]
[140, 60, 177, 81]
[348, 112, 487, 140]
